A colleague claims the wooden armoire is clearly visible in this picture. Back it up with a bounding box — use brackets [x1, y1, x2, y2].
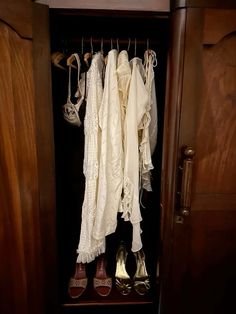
[1, 1, 236, 314]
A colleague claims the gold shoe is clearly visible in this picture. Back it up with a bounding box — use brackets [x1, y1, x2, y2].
[115, 242, 132, 296]
[133, 249, 150, 295]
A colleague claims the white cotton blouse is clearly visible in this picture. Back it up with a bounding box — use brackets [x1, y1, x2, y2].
[92, 49, 123, 240]
[76, 52, 105, 263]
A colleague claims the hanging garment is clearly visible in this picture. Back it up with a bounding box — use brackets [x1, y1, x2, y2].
[92, 49, 123, 240]
[76, 51, 105, 263]
[121, 57, 150, 252]
[144, 49, 158, 156]
[138, 62, 153, 193]
[116, 50, 132, 213]
[116, 50, 131, 135]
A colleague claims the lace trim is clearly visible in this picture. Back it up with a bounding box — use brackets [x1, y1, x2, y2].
[120, 176, 134, 221]
[76, 243, 105, 264]
[139, 110, 153, 192]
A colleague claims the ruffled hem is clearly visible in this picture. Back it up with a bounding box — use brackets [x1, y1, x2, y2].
[76, 243, 105, 264]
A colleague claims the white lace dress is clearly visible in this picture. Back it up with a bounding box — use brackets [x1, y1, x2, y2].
[76, 52, 105, 263]
[92, 49, 123, 240]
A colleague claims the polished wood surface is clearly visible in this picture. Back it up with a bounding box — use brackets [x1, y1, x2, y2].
[174, 0, 236, 9]
[0, 20, 44, 314]
[0, 0, 32, 38]
[160, 7, 187, 314]
[0, 2, 58, 314]
[32, 3, 58, 313]
[203, 9, 236, 45]
[164, 7, 236, 314]
[36, 0, 170, 12]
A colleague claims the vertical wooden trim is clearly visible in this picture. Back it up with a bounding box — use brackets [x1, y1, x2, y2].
[32, 3, 58, 314]
[179, 8, 204, 148]
[160, 7, 187, 314]
[0, 23, 29, 314]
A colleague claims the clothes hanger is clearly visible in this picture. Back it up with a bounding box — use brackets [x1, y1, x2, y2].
[134, 38, 137, 57]
[127, 38, 131, 52]
[144, 39, 158, 67]
[83, 36, 93, 67]
[51, 51, 67, 71]
[116, 38, 119, 52]
[101, 37, 104, 55]
[66, 54, 78, 69]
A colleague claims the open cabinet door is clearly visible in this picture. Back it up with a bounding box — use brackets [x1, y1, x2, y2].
[0, 1, 57, 314]
[161, 5, 236, 314]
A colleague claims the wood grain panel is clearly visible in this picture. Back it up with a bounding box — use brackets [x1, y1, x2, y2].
[160, 8, 187, 314]
[187, 211, 236, 314]
[9, 22, 44, 314]
[0, 22, 29, 314]
[0, 20, 43, 314]
[195, 33, 236, 193]
[32, 3, 58, 313]
[168, 8, 236, 314]
[203, 9, 236, 44]
[0, 0, 32, 38]
[192, 194, 236, 211]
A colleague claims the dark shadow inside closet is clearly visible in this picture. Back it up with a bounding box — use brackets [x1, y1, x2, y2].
[49, 9, 169, 313]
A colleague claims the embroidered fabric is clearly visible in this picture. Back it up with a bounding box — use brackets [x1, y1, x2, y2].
[135, 50, 157, 193]
[74, 49, 158, 260]
[138, 49, 158, 193]
[62, 53, 84, 127]
[116, 50, 132, 213]
[116, 50, 131, 132]
[121, 57, 149, 252]
[144, 49, 158, 156]
[76, 52, 106, 263]
[92, 49, 123, 241]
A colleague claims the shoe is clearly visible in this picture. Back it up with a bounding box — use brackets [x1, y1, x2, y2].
[133, 249, 150, 295]
[93, 254, 112, 297]
[68, 262, 87, 298]
[115, 242, 132, 296]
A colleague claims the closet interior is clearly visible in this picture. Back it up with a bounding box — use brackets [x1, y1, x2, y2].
[49, 8, 170, 314]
